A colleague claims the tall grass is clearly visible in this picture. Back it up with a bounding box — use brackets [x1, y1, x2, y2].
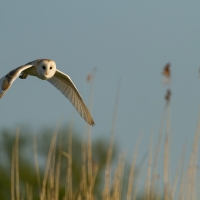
[9, 70, 200, 200]
[9, 100, 200, 200]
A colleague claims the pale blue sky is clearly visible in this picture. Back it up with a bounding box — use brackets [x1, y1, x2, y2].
[1, 1, 200, 174]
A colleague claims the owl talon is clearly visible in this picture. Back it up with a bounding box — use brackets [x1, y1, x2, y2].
[19, 72, 28, 79]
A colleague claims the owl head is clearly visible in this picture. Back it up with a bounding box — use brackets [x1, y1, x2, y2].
[36, 59, 56, 80]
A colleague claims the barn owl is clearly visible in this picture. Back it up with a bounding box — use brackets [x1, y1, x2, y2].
[0, 59, 95, 126]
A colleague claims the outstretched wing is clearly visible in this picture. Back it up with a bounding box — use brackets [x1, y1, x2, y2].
[47, 70, 95, 126]
[0, 64, 33, 98]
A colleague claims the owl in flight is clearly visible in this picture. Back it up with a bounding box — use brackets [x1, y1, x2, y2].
[0, 59, 95, 126]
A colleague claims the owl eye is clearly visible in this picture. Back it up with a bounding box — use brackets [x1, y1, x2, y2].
[42, 66, 46, 70]
[50, 66, 52, 70]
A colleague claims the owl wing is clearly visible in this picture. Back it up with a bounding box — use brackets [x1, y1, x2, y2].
[47, 69, 95, 126]
[0, 63, 33, 98]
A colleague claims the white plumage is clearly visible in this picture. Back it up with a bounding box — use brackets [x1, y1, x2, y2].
[0, 59, 95, 126]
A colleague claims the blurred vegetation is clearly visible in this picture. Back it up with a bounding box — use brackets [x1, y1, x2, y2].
[0, 125, 161, 200]
[0, 125, 120, 199]
[3, 117, 196, 200]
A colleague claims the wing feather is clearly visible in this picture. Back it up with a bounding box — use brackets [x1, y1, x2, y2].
[47, 70, 95, 126]
[0, 64, 33, 98]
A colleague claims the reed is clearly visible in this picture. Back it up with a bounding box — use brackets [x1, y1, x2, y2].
[9, 104, 200, 200]
[8, 70, 200, 199]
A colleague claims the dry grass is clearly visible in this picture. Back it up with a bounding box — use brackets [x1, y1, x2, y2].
[9, 103, 200, 200]
[9, 100, 200, 200]
[9, 71, 200, 200]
